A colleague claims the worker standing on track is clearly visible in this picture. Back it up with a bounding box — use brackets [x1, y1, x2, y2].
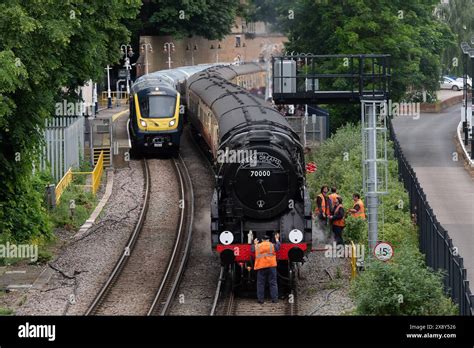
[315, 185, 330, 235]
[328, 186, 340, 215]
[252, 233, 280, 304]
[349, 193, 366, 220]
[329, 197, 345, 245]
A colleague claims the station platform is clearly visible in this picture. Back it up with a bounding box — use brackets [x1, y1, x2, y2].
[86, 105, 131, 169]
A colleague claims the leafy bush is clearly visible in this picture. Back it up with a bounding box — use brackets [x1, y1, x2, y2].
[307, 122, 457, 315]
[344, 215, 367, 244]
[351, 244, 457, 315]
[50, 185, 96, 230]
[403, 90, 437, 103]
[0, 169, 53, 244]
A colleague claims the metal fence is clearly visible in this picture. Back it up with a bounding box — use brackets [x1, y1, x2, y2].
[285, 106, 328, 147]
[388, 118, 474, 315]
[40, 116, 85, 182]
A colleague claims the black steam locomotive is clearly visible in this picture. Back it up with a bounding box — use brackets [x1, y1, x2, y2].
[186, 64, 312, 290]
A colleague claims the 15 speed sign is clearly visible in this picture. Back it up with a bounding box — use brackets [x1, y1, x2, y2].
[374, 241, 394, 261]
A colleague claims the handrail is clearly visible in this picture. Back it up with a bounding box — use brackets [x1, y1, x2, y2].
[101, 91, 129, 100]
[55, 168, 73, 205]
[457, 121, 474, 167]
[54, 151, 105, 204]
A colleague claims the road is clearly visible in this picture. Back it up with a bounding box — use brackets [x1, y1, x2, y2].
[392, 104, 474, 285]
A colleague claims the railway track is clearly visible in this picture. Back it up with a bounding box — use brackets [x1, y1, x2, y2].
[147, 155, 194, 316]
[86, 156, 194, 316]
[210, 267, 298, 316]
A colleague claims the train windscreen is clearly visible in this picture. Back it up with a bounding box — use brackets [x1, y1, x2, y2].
[141, 95, 176, 118]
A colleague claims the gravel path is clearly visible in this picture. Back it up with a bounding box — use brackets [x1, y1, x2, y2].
[168, 127, 221, 315]
[16, 161, 145, 315]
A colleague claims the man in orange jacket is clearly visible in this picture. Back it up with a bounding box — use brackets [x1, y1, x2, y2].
[328, 186, 340, 215]
[349, 193, 366, 219]
[315, 185, 330, 234]
[252, 233, 280, 304]
[329, 197, 345, 245]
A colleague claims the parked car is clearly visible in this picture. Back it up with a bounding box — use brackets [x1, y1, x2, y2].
[455, 75, 472, 88]
[440, 76, 464, 91]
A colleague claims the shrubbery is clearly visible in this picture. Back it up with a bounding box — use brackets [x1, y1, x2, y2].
[351, 245, 457, 315]
[307, 123, 457, 315]
[51, 185, 96, 230]
[0, 166, 53, 244]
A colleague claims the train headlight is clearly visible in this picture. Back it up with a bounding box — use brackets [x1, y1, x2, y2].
[140, 119, 147, 127]
[169, 119, 176, 127]
[219, 231, 234, 245]
[289, 229, 303, 244]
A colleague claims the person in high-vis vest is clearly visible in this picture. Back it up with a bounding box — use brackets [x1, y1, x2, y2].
[252, 233, 280, 304]
[329, 197, 345, 245]
[349, 193, 366, 220]
[328, 186, 340, 215]
[315, 185, 330, 233]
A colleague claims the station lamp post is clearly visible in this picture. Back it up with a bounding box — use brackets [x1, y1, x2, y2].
[105, 65, 112, 108]
[461, 42, 470, 146]
[469, 45, 474, 160]
[164, 42, 175, 69]
[120, 44, 134, 96]
[141, 43, 153, 75]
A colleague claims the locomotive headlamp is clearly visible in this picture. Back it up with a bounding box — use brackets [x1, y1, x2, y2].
[219, 231, 234, 245]
[289, 229, 303, 244]
[169, 119, 176, 127]
[140, 119, 147, 127]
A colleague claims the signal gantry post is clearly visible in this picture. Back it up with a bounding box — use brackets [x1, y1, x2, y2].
[272, 54, 391, 250]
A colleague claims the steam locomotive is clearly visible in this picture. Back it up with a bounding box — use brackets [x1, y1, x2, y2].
[186, 64, 312, 290]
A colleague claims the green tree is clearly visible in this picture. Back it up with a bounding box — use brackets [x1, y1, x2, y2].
[436, 0, 474, 76]
[0, 0, 141, 241]
[132, 0, 241, 40]
[264, 0, 454, 131]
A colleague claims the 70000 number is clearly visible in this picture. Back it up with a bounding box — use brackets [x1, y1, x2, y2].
[250, 170, 271, 177]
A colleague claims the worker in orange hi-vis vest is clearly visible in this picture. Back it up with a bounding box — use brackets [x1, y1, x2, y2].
[329, 196, 345, 245]
[349, 193, 366, 220]
[328, 186, 340, 215]
[252, 233, 281, 304]
[315, 185, 330, 235]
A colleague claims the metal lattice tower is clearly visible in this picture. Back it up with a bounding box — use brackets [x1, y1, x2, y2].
[361, 101, 389, 249]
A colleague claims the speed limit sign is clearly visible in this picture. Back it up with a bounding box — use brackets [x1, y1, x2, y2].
[373, 241, 394, 262]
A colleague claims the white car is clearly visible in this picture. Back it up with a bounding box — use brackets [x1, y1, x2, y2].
[440, 77, 464, 91]
[455, 76, 472, 89]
